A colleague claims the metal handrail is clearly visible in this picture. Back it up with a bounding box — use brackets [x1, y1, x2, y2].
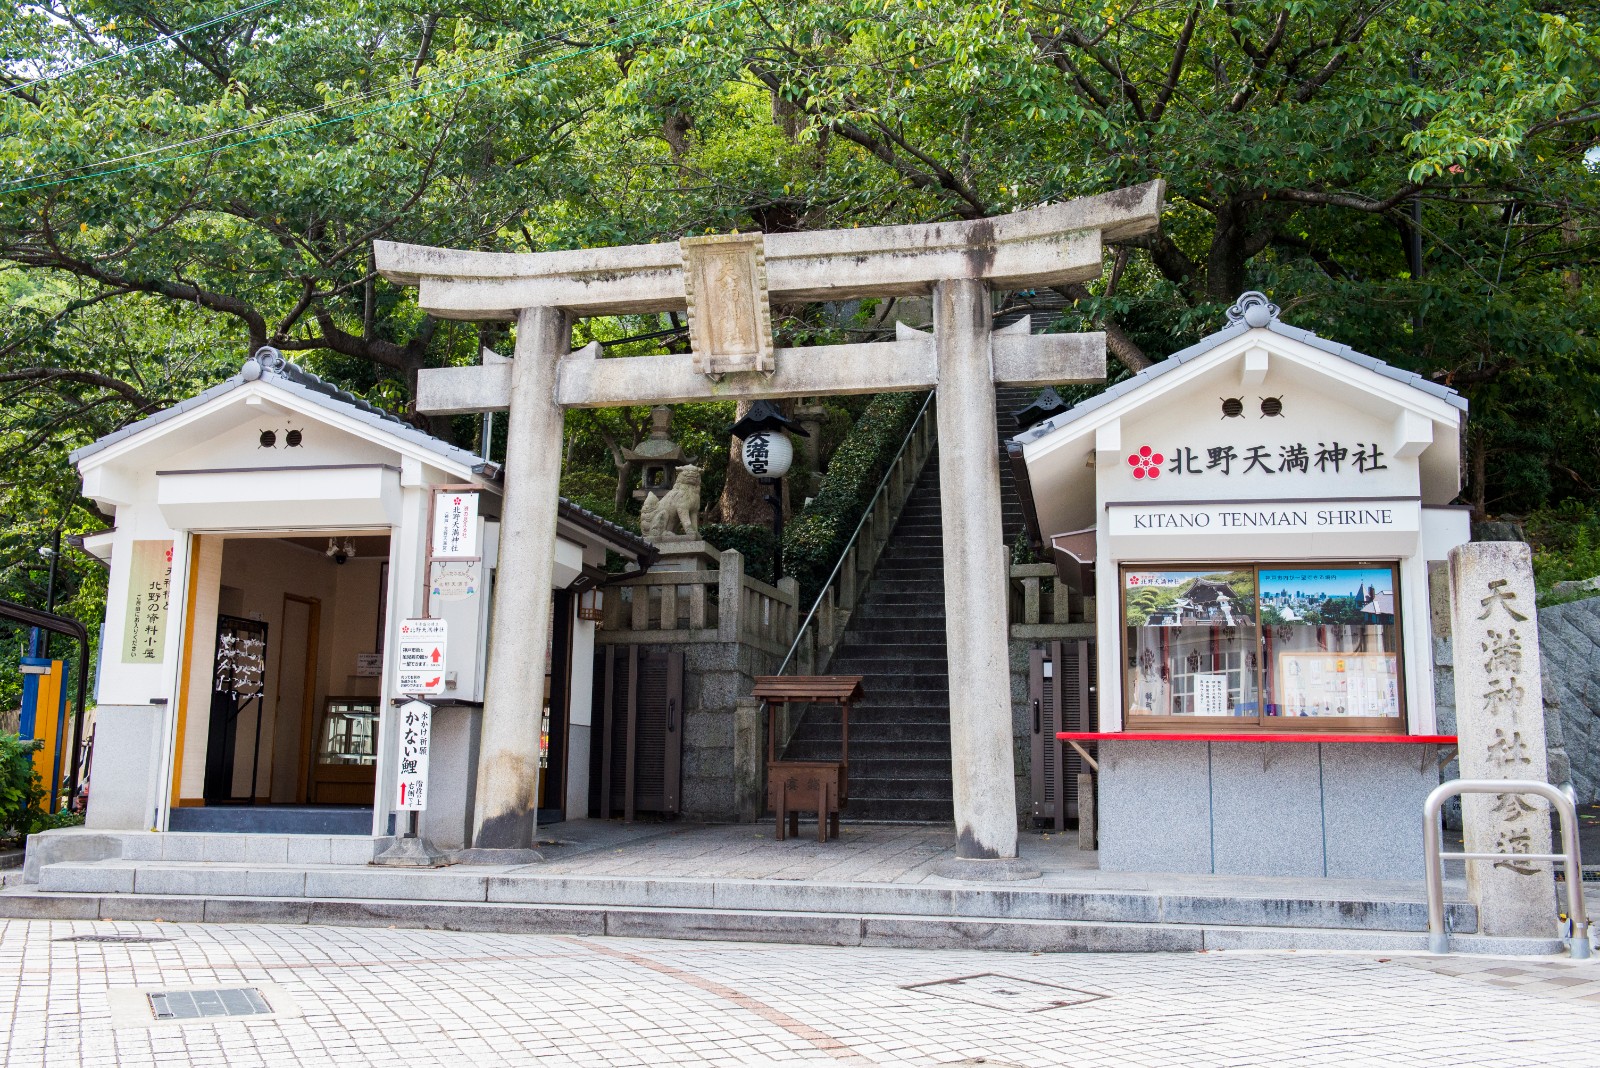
[1423, 779, 1589, 958]
[774, 391, 936, 677]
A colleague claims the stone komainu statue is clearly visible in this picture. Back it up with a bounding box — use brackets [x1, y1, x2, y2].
[641, 465, 701, 539]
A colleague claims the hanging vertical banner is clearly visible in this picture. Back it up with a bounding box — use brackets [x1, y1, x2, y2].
[395, 699, 432, 810]
[430, 491, 479, 558]
[121, 540, 174, 663]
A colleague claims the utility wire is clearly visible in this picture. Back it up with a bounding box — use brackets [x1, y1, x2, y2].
[2, 0, 283, 98]
[1, 0, 687, 193]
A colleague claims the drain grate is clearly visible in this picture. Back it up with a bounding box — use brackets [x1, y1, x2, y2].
[148, 988, 272, 1021]
[904, 973, 1105, 1013]
[56, 934, 174, 944]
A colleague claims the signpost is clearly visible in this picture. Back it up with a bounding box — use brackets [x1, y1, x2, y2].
[395, 699, 432, 811]
[396, 618, 447, 696]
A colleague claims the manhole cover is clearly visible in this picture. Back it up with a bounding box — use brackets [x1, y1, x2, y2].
[56, 934, 174, 944]
[904, 973, 1105, 1013]
[148, 988, 272, 1021]
[107, 983, 302, 1028]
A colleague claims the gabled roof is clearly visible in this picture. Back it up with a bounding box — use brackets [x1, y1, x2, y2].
[70, 348, 490, 472]
[1010, 292, 1465, 448]
[70, 348, 655, 562]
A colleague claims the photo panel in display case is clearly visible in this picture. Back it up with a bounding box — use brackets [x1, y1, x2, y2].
[1258, 566, 1401, 720]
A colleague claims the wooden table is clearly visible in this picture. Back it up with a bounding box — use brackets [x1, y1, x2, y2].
[753, 675, 864, 843]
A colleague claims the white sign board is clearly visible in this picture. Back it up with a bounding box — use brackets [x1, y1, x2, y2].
[396, 617, 447, 696]
[1193, 673, 1229, 716]
[1109, 498, 1420, 537]
[355, 652, 383, 678]
[431, 491, 479, 558]
[395, 699, 432, 810]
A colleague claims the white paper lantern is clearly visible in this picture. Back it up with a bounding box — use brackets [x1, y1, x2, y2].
[740, 430, 793, 479]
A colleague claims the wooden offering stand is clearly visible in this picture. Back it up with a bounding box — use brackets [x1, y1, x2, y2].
[752, 675, 864, 843]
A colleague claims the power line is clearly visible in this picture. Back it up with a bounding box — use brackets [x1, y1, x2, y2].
[2, 0, 283, 98]
[1, 0, 704, 194]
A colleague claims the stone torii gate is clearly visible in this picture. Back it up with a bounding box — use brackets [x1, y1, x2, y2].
[374, 180, 1164, 864]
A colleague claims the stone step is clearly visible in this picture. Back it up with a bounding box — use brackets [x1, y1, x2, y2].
[842, 798, 956, 822]
[785, 726, 951, 746]
[17, 859, 1482, 938]
[0, 884, 1535, 955]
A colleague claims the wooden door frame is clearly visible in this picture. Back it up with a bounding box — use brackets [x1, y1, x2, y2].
[276, 592, 322, 803]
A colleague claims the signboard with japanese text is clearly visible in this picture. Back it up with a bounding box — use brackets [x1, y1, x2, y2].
[395, 699, 432, 810]
[396, 618, 447, 696]
[355, 652, 383, 677]
[121, 540, 174, 663]
[429, 560, 480, 602]
[430, 491, 479, 558]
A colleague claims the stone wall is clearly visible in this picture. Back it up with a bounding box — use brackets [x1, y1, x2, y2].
[1531, 597, 1600, 801]
[1430, 563, 1600, 803]
[678, 640, 783, 821]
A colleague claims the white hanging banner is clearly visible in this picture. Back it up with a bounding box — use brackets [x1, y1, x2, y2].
[395, 699, 432, 810]
[430, 491, 479, 558]
[396, 618, 447, 696]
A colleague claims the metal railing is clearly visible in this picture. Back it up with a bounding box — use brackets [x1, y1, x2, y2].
[1423, 779, 1590, 958]
[773, 391, 936, 678]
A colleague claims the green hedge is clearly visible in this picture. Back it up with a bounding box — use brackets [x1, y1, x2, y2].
[783, 391, 927, 605]
[700, 523, 777, 585]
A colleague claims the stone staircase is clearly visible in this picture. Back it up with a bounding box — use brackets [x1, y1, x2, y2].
[779, 387, 1041, 822]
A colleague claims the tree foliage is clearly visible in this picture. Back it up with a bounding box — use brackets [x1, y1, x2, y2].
[0, 0, 1596, 681]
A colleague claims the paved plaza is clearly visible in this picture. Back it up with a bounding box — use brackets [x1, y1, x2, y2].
[2, 917, 1597, 1067]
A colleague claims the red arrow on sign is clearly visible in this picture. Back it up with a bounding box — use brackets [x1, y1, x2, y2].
[430, 647, 442, 664]
[424, 676, 440, 688]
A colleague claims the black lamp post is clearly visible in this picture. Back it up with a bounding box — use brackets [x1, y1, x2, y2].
[730, 400, 809, 583]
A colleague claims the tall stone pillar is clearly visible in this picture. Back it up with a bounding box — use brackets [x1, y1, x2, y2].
[1448, 542, 1556, 937]
[471, 305, 571, 849]
[933, 278, 1021, 862]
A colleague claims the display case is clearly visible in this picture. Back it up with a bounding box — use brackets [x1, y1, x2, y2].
[309, 696, 379, 803]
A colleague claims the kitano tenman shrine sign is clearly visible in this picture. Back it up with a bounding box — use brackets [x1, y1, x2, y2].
[374, 180, 1165, 863]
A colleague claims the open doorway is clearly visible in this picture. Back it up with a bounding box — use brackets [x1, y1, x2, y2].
[173, 531, 390, 830]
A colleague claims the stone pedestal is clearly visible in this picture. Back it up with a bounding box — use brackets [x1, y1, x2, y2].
[647, 536, 723, 572]
[1448, 542, 1556, 938]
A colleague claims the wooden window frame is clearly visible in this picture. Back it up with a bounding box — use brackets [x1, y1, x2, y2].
[1120, 561, 1407, 735]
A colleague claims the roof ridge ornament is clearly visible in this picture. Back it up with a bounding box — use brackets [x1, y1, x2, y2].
[242, 345, 286, 381]
[1225, 291, 1279, 329]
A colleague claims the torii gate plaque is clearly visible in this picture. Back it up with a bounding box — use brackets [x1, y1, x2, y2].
[375, 180, 1164, 862]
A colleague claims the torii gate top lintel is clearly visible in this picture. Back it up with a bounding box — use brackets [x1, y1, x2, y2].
[374, 180, 1163, 320]
[377, 181, 1164, 412]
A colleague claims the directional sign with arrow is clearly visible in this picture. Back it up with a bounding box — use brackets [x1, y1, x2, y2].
[396, 618, 448, 696]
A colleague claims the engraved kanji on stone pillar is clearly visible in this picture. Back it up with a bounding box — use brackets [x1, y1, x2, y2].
[1448, 542, 1556, 937]
[680, 233, 774, 378]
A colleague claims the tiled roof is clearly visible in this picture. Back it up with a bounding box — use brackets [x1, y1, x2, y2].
[69, 348, 653, 560]
[1010, 292, 1466, 448]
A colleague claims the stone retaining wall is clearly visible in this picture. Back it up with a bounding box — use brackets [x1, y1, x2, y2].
[1532, 597, 1600, 802]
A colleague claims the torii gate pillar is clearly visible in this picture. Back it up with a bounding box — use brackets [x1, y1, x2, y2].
[375, 180, 1165, 860]
[934, 279, 1016, 858]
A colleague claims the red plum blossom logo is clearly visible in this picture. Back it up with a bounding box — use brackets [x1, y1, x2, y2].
[1127, 446, 1163, 480]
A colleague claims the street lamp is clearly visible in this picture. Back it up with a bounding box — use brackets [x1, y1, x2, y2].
[730, 400, 809, 583]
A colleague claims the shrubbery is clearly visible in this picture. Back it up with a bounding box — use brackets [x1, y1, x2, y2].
[0, 733, 45, 845]
[0, 732, 84, 844]
[1526, 502, 1600, 606]
[783, 391, 928, 606]
[700, 523, 777, 585]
